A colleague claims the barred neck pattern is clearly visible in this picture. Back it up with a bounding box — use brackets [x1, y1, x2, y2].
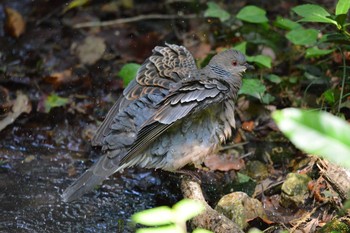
[208, 65, 232, 78]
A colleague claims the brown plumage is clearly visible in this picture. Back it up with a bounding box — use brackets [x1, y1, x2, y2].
[62, 43, 250, 202]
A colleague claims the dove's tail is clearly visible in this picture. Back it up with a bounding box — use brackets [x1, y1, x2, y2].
[62, 154, 127, 202]
[61, 168, 107, 202]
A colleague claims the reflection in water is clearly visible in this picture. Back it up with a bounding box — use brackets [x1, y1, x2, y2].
[0, 150, 177, 232]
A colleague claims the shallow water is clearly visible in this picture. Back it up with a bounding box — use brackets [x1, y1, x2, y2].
[0, 149, 177, 233]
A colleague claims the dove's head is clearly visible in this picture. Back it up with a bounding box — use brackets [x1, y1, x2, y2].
[207, 49, 253, 78]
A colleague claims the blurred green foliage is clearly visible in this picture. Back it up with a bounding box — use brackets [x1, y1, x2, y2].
[132, 199, 211, 233]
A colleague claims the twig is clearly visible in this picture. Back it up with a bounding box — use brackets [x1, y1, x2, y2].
[219, 142, 248, 151]
[180, 177, 243, 233]
[73, 14, 198, 28]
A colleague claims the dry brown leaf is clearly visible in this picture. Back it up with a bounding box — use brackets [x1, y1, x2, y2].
[262, 195, 307, 224]
[67, 165, 77, 177]
[5, 7, 26, 38]
[332, 51, 350, 64]
[71, 36, 106, 65]
[44, 69, 73, 88]
[242, 121, 255, 132]
[204, 153, 245, 171]
[0, 91, 31, 131]
[301, 218, 319, 233]
[233, 132, 242, 143]
[0, 86, 11, 120]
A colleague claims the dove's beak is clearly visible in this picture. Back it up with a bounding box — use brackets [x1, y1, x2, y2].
[244, 63, 254, 70]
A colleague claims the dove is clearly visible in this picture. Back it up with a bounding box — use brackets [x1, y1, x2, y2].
[62, 43, 251, 202]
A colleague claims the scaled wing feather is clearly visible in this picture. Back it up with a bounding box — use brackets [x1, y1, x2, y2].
[119, 79, 228, 165]
[92, 44, 197, 146]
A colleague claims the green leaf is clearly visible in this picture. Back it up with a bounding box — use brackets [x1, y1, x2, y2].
[274, 16, 302, 30]
[173, 199, 204, 222]
[261, 93, 275, 104]
[63, 0, 90, 13]
[305, 47, 334, 58]
[321, 33, 350, 45]
[118, 63, 140, 87]
[272, 108, 350, 168]
[233, 42, 247, 54]
[322, 89, 336, 104]
[336, 0, 350, 15]
[44, 93, 69, 113]
[132, 206, 173, 226]
[204, 2, 230, 22]
[239, 78, 266, 99]
[136, 225, 181, 233]
[292, 4, 337, 25]
[246, 55, 272, 68]
[237, 172, 251, 183]
[286, 28, 318, 45]
[266, 74, 282, 84]
[236, 5, 268, 24]
[335, 14, 347, 28]
[289, 76, 298, 84]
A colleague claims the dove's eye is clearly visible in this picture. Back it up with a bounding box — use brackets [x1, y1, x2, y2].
[232, 61, 237, 66]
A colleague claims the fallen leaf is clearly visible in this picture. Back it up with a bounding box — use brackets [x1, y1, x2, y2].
[44, 69, 73, 88]
[67, 165, 77, 177]
[332, 51, 350, 64]
[0, 91, 31, 131]
[242, 121, 255, 132]
[204, 153, 245, 171]
[233, 132, 242, 143]
[301, 218, 319, 233]
[5, 7, 26, 38]
[43, 93, 69, 113]
[43, 68, 92, 90]
[72, 36, 106, 65]
[63, 0, 90, 13]
[262, 195, 307, 224]
[0, 86, 11, 120]
[24, 155, 36, 163]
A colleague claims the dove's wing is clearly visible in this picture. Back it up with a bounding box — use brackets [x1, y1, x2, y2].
[91, 43, 197, 146]
[91, 97, 131, 146]
[124, 43, 197, 99]
[117, 78, 232, 166]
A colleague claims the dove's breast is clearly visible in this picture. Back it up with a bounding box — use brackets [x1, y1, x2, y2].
[138, 100, 236, 171]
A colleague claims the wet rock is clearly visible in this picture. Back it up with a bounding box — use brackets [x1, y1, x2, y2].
[280, 173, 311, 208]
[215, 191, 267, 229]
[318, 217, 350, 233]
[245, 160, 268, 181]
